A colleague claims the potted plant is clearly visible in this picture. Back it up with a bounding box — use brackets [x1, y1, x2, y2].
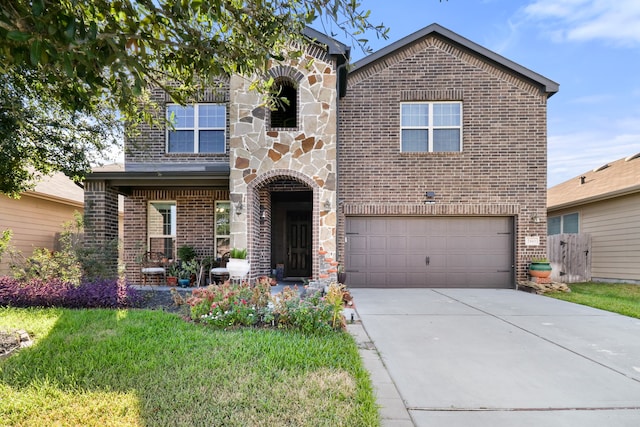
[178, 259, 199, 287]
[227, 248, 250, 279]
[167, 262, 179, 286]
[337, 264, 347, 285]
[529, 257, 552, 278]
[177, 244, 197, 262]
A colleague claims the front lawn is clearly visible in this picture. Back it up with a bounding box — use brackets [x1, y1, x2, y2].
[0, 307, 379, 426]
[547, 282, 640, 319]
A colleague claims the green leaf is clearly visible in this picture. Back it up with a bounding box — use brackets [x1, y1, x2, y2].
[64, 55, 74, 77]
[32, 0, 45, 17]
[6, 31, 31, 42]
[30, 41, 42, 65]
[65, 19, 76, 41]
[132, 78, 142, 96]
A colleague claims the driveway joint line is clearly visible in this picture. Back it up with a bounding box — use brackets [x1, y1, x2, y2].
[432, 289, 640, 385]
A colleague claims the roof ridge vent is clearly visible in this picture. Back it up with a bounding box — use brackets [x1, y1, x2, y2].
[593, 163, 609, 172]
[625, 152, 640, 162]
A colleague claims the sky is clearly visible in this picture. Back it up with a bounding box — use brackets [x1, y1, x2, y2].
[328, 0, 640, 187]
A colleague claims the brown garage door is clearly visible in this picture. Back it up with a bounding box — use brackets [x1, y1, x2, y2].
[346, 217, 514, 288]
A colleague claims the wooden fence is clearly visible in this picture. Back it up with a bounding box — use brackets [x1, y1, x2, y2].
[547, 233, 591, 283]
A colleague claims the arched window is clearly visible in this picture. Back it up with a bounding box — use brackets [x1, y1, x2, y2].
[270, 78, 298, 129]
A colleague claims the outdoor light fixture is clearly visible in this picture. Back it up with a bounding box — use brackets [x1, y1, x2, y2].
[424, 191, 436, 204]
[235, 201, 243, 215]
[260, 206, 267, 223]
[323, 200, 332, 211]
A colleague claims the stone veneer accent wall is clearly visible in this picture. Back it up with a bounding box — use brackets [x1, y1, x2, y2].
[338, 35, 550, 283]
[229, 50, 339, 278]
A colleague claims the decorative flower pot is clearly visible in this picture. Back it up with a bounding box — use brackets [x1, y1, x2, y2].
[178, 278, 190, 287]
[167, 277, 178, 286]
[529, 262, 552, 278]
[337, 272, 347, 284]
[227, 258, 250, 279]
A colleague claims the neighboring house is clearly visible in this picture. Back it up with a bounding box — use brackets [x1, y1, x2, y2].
[547, 153, 640, 283]
[85, 23, 558, 288]
[0, 172, 84, 275]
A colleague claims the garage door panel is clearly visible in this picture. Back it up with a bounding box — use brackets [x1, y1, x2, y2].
[349, 235, 368, 251]
[367, 254, 389, 271]
[389, 236, 407, 251]
[346, 216, 513, 288]
[387, 220, 408, 234]
[349, 254, 368, 270]
[369, 236, 388, 251]
[426, 236, 447, 250]
[407, 236, 427, 251]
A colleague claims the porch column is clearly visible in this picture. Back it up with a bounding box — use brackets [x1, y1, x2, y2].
[83, 180, 119, 278]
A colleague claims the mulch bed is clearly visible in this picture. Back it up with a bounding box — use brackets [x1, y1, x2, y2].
[133, 287, 191, 314]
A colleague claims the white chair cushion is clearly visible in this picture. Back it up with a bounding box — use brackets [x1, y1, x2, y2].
[210, 268, 229, 274]
[141, 267, 165, 274]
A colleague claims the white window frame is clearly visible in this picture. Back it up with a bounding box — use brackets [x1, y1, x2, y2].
[166, 103, 226, 153]
[214, 201, 231, 260]
[400, 101, 463, 152]
[548, 212, 579, 235]
[147, 201, 177, 259]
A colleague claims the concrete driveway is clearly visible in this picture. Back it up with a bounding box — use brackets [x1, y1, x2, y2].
[350, 288, 640, 427]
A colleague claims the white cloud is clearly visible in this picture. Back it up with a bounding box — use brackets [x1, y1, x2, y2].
[568, 94, 615, 105]
[548, 131, 640, 186]
[524, 0, 640, 46]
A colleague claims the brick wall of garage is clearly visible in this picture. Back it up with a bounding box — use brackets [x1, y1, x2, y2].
[338, 35, 550, 282]
[124, 188, 229, 284]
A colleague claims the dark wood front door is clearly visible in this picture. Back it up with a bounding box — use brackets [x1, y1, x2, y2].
[287, 211, 311, 277]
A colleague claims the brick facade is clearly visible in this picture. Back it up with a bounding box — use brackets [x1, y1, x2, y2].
[125, 83, 230, 166]
[83, 180, 120, 277]
[338, 35, 551, 281]
[84, 25, 555, 286]
[123, 188, 229, 284]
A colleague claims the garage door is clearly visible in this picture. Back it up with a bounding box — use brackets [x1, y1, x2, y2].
[345, 217, 514, 288]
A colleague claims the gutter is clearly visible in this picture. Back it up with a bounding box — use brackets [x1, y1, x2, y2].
[548, 184, 640, 212]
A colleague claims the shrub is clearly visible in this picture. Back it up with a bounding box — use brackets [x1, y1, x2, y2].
[10, 247, 83, 285]
[187, 278, 346, 333]
[187, 280, 270, 327]
[0, 276, 140, 308]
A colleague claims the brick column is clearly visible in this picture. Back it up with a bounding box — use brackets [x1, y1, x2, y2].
[83, 180, 120, 278]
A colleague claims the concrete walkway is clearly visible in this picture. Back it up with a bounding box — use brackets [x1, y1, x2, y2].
[349, 288, 640, 427]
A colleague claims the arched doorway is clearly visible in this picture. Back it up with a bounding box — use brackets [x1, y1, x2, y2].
[271, 190, 312, 279]
[250, 172, 319, 281]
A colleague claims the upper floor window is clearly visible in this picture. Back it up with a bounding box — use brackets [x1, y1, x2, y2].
[270, 78, 298, 129]
[548, 213, 579, 235]
[167, 104, 226, 153]
[400, 102, 462, 152]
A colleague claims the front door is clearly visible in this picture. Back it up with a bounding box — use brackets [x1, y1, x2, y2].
[287, 211, 311, 277]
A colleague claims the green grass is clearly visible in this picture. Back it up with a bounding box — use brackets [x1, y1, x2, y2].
[0, 307, 379, 427]
[547, 282, 640, 319]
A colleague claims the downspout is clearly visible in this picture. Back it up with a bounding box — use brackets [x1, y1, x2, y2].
[335, 58, 348, 264]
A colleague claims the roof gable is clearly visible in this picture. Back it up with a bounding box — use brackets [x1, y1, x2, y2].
[350, 23, 558, 97]
[548, 154, 640, 210]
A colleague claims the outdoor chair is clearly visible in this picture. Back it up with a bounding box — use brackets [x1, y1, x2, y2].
[209, 252, 230, 285]
[140, 251, 167, 285]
